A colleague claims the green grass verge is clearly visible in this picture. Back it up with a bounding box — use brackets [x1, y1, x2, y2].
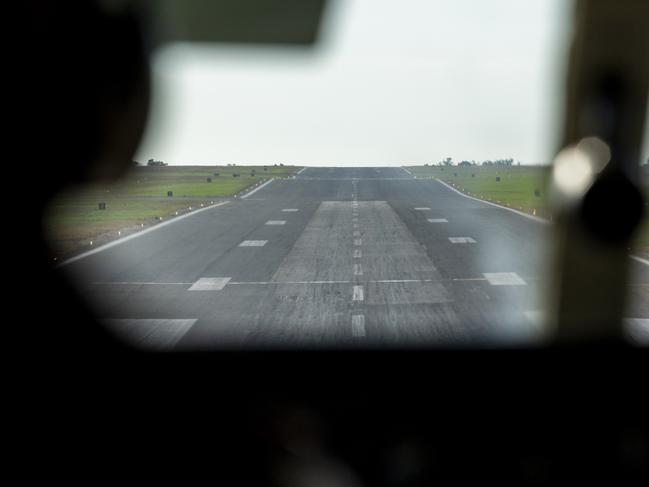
[406, 164, 648, 253]
[45, 165, 301, 259]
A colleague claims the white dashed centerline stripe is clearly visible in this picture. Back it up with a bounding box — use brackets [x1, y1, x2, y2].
[354, 239, 362, 246]
[265, 220, 286, 225]
[351, 315, 366, 337]
[353, 263, 363, 276]
[352, 285, 364, 301]
[239, 240, 268, 247]
[414, 207, 431, 211]
[353, 230, 361, 237]
[428, 218, 448, 223]
[353, 249, 362, 258]
[449, 237, 477, 243]
[282, 209, 299, 212]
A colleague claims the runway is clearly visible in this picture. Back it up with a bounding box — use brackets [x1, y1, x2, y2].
[61, 167, 649, 349]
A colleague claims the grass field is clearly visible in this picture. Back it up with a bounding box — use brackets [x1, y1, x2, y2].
[45, 165, 301, 260]
[406, 164, 649, 253]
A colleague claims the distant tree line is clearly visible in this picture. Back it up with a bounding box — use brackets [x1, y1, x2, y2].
[432, 157, 517, 167]
[146, 158, 167, 166]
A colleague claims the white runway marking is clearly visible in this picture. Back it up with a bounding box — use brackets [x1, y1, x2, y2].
[354, 239, 362, 246]
[483, 272, 526, 286]
[631, 255, 649, 267]
[57, 201, 230, 268]
[265, 220, 286, 225]
[523, 310, 544, 323]
[353, 249, 362, 258]
[96, 276, 538, 287]
[188, 277, 231, 291]
[353, 230, 361, 237]
[241, 178, 275, 199]
[353, 263, 363, 276]
[625, 318, 649, 345]
[282, 209, 299, 212]
[449, 237, 477, 243]
[435, 178, 549, 224]
[103, 318, 197, 350]
[353, 223, 359, 229]
[351, 315, 366, 337]
[352, 285, 364, 301]
[414, 207, 431, 211]
[352, 217, 358, 222]
[239, 240, 268, 247]
[428, 218, 448, 223]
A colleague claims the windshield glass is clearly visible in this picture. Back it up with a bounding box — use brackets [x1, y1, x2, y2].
[45, 0, 649, 349]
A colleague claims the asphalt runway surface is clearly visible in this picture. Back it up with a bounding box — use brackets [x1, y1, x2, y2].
[61, 167, 649, 349]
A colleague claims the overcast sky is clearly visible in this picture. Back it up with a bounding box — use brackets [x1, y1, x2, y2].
[135, 0, 649, 167]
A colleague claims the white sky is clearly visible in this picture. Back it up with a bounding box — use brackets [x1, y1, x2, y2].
[136, 0, 647, 167]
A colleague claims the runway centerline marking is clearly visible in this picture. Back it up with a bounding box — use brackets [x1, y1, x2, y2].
[353, 230, 361, 237]
[351, 315, 366, 337]
[352, 285, 364, 301]
[188, 277, 231, 291]
[265, 220, 286, 225]
[483, 272, 526, 286]
[239, 240, 268, 247]
[354, 239, 362, 246]
[428, 218, 448, 223]
[414, 207, 431, 211]
[449, 237, 477, 243]
[282, 209, 299, 212]
[353, 263, 363, 276]
[353, 249, 362, 258]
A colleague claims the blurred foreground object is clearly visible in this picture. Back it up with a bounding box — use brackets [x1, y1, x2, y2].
[548, 0, 649, 342]
[150, 0, 327, 46]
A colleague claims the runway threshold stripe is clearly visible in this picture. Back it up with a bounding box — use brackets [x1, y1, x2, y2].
[352, 285, 364, 301]
[351, 315, 366, 337]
